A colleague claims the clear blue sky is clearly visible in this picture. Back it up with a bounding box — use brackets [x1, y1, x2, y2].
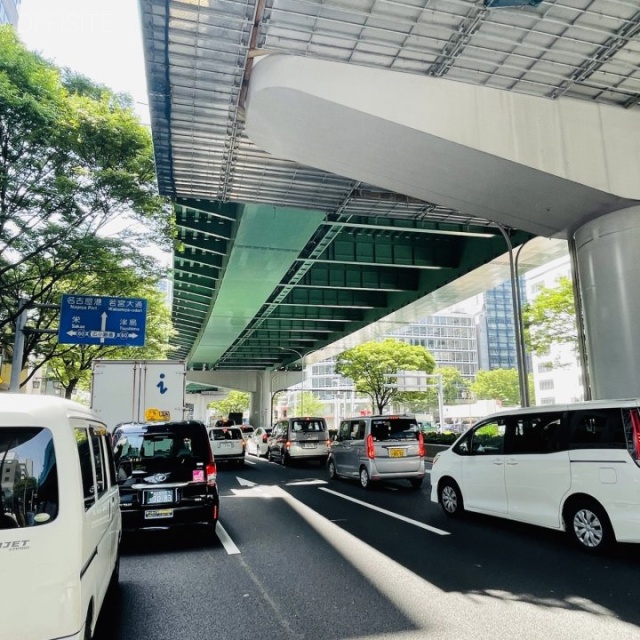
[18, 0, 149, 124]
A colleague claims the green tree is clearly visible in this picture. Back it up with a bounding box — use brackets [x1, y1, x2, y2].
[522, 276, 577, 356]
[3, 236, 173, 396]
[208, 391, 251, 418]
[470, 368, 533, 406]
[287, 390, 324, 416]
[335, 338, 436, 414]
[427, 367, 470, 405]
[0, 27, 171, 363]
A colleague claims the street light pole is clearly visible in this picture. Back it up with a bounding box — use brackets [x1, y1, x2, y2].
[278, 347, 305, 414]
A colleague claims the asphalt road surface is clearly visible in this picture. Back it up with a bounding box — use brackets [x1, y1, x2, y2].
[95, 455, 640, 640]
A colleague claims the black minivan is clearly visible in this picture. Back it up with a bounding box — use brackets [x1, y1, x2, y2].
[112, 420, 219, 532]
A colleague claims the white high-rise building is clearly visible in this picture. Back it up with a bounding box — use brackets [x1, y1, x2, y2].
[524, 254, 584, 405]
[0, 0, 20, 27]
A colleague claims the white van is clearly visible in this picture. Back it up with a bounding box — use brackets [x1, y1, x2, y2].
[0, 394, 121, 639]
[430, 399, 640, 553]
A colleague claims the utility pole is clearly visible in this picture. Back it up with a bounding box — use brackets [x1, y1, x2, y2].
[9, 299, 60, 393]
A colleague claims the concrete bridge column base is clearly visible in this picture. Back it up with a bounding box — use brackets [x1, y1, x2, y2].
[574, 205, 640, 399]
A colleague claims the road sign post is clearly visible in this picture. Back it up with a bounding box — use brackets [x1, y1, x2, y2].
[58, 295, 147, 347]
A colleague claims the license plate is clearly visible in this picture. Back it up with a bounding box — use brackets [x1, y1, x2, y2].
[303, 442, 316, 449]
[389, 448, 406, 458]
[145, 509, 174, 520]
[145, 489, 174, 505]
[220, 442, 233, 449]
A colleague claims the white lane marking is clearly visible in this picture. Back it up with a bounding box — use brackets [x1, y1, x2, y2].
[236, 476, 257, 487]
[244, 458, 257, 465]
[216, 522, 241, 555]
[284, 479, 328, 486]
[319, 487, 450, 536]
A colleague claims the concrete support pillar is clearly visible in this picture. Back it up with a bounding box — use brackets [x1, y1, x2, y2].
[248, 370, 303, 428]
[574, 205, 640, 399]
[249, 371, 271, 428]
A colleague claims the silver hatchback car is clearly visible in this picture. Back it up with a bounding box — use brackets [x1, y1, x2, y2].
[328, 415, 426, 489]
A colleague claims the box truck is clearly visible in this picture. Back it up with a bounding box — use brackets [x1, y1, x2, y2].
[90, 359, 186, 430]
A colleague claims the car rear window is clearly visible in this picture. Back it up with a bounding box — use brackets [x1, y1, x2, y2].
[210, 428, 243, 441]
[290, 419, 326, 432]
[1, 427, 58, 528]
[371, 418, 419, 441]
[113, 423, 210, 476]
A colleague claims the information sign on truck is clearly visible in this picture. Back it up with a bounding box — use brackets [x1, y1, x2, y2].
[90, 359, 186, 431]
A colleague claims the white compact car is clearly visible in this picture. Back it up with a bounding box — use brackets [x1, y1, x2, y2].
[208, 425, 246, 466]
[430, 399, 640, 553]
[0, 394, 121, 640]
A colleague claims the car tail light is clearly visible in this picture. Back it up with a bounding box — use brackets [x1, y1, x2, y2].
[630, 409, 640, 466]
[418, 432, 425, 457]
[262, 434, 268, 443]
[206, 462, 217, 486]
[213, 504, 218, 520]
[285, 440, 291, 450]
[366, 434, 375, 459]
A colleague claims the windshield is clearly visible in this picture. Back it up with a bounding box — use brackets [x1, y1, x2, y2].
[371, 418, 419, 441]
[291, 419, 325, 433]
[113, 424, 210, 479]
[0, 428, 58, 529]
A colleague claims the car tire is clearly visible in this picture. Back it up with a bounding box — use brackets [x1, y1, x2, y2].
[328, 458, 337, 480]
[359, 466, 371, 490]
[439, 478, 464, 517]
[565, 498, 614, 553]
[410, 477, 423, 490]
[281, 451, 289, 466]
[267, 448, 274, 462]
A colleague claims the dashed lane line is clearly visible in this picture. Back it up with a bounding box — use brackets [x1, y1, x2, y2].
[216, 521, 241, 555]
[319, 487, 450, 536]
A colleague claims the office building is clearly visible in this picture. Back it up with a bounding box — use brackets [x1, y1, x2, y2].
[1, 0, 20, 27]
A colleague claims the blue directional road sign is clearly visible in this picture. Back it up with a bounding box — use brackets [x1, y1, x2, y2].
[58, 295, 147, 346]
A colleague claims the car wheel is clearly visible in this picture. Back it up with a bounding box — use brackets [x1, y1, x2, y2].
[281, 451, 289, 466]
[359, 466, 371, 489]
[439, 478, 464, 517]
[410, 477, 423, 490]
[267, 448, 274, 462]
[328, 458, 337, 480]
[565, 498, 613, 553]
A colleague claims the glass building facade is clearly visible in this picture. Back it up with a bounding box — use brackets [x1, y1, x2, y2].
[0, 0, 20, 26]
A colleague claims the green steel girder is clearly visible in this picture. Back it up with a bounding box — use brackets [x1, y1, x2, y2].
[282, 288, 387, 309]
[167, 195, 538, 371]
[179, 234, 228, 255]
[172, 264, 218, 283]
[324, 235, 461, 268]
[299, 265, 418, 292]
[174, 250, 223, 270]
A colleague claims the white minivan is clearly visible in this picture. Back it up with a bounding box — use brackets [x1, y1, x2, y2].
[430, 399, 640, 553]
[0, 394, 122, 639]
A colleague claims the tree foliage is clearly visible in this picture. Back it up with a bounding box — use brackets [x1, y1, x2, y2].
[522, 276, 577, 356]
[208, 391, 250, 417]
[470, 368, 532, 406]
[0, 26, 173, 374]
[335, 338, 436, 414]
[401, 367, 470, 414]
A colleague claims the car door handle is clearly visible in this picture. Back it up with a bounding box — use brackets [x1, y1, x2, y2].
[506, 459, 518, 465]
[492, 460, 504, 466]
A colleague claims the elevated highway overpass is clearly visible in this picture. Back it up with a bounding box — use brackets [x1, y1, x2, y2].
[138, 0, 640, 425]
